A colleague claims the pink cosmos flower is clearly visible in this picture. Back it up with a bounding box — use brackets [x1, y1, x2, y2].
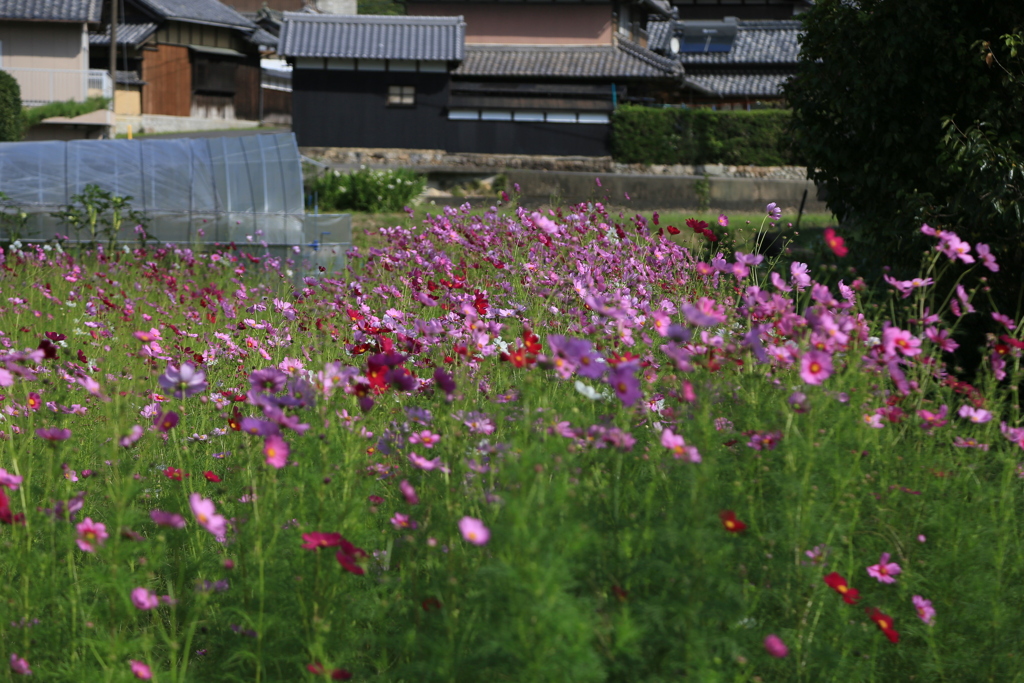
[882, 327, 921, 358]
[459, 516, 490, 545]
[862, 413, 884, 428]
[659, 428, 701, 462]
[400, 479, 419, 504]
[958, 405, 993, 424]
[764, 634, 788, 658]
[390, 512, 417, 529]
[264, 434, 289, 469]
[120, 425, 145, 447]
[717, 213, 729, 227]
[9, 654, 31, 675]
[0, 468, 22, 490]
[976, 243, 999, 272]
[992, 312, 1016, 331]
[131, 587, 160, 610]
[925, 327, 959, 353]
[75, 517, 109, 552]
[408, 452, 442, 471]
[408, 430, 440, 448]
[800, 349, 833, 385]
[917, 405, 948, 430]
[130, 660, 152, 680]
[913, 595, 936, 625]
[189, 493, 227, 542]
[866, 552, 901, 584]
[150, 510, 186, 528]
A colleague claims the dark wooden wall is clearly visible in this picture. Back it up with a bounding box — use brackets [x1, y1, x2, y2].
[261, 88, 292, 118]
[234, 62, 261, 121]
[141, 44, 192, 116]
[291, 70, 611, 156]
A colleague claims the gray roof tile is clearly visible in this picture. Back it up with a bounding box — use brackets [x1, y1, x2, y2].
[89, 22, 160, 46]
[649, 19, 801, 65]
[685, 71, 792, 97]
[0, 0, 101, 22]
[279, 14, 465, 61]
[134, 0, 255, 29]
[454, 40, 680, 79]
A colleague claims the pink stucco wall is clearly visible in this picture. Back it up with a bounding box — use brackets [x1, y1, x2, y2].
[408, 4, 614, 45]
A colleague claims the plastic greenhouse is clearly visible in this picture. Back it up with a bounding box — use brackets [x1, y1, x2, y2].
[0, 133, 350, 271]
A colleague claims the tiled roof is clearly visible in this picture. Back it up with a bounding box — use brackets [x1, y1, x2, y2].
[279, 14, 465, 61]
[647, 19, 801, 65]
[89, 22, 160, 46]
[247, 28, 279, 47]
[0, 0, 101, 22]
[685, 71, 793, 97]
[133, 0, 256, 29]
[454, 40, 681, 79]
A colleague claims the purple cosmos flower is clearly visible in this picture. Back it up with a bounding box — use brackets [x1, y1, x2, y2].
[866, 552, 901, 584]
[249, 367, 288, 394]
[36, 427, 71, 441]
[150, 509, 186, 528]
[958, 405, 992, 424]
[119, 425, 145, 447]
[276, 377, 317, 408]
[153, 409, 179, 433]
[976, 243, 999, 272]
[681, 297, 727, 326]
[766, 202, 782, 220]
[433, 367, 456, 398]
[607, 363, 642, 408]
[400, 479, 419, 504]
[131, 587, 160, 610]
[239, 417, 280, 437]
[0, 468, 22, 490]
[9, 653, 31, 675]
[157, 362, 207, 399]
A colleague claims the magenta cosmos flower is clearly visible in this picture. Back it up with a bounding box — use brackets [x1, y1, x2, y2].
[800, 350, 833, 385]
[130, 660, 152, 680]
[459, 516, 490, 546]
[9, 653, 31, 675]
[764, 634, 788, 658]
[189, 493, 227, 542]
[660, 428, 701, 463]
[150, 509, 186, 528]
[36, 427, 72, 441]
[75, 517, 108, 552]
[866, 552, 902, 584]
[913, 595, 936, 625]
[131, 587, 160, 610]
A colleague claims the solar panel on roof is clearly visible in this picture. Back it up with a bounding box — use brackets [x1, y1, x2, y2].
[676, 19, 738, 53]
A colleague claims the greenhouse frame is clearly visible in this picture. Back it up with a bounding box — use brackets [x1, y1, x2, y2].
[0, 133, 349, 271]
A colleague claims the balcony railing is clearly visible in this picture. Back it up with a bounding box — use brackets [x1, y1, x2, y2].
[0, 67, 113, 107]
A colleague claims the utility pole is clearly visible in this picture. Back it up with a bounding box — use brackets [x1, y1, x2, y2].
[109, 0, 118, 138]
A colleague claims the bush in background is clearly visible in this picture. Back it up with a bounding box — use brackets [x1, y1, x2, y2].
[610, 106, 799, 166]
[308, 167, 426, 213]
[785, 0, 1024, 282]
[0, 71, 22, 142]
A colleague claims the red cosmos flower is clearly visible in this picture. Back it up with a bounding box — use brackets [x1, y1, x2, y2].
[666, 225, 681, 235]
[866, 607, 900, 643]
[335, 537, 368, 575]
[306, 663, 353, 680]
[719, 510, 747, 533]
[203, 471, 221, 483]
[473, 290, 489, 315]
[823, 572, 861, 605]
[163, 467, 186, 481]
[0, 488, 24, 525]
[227, 408, 242, 432]
[823, 227, 849, 257]
[686, 218, 709, 233]
[301, 531, 344, 550]
[522, 328, 542, 355]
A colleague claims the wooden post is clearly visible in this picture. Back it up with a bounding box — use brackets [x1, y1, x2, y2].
[109, 0, 118, 138]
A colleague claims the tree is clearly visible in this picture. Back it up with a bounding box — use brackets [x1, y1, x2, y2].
[785, 1, 1024, 281]
[0, 70, 22, 142]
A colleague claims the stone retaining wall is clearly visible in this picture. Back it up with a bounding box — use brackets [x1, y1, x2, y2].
[300, 146, 809, 181]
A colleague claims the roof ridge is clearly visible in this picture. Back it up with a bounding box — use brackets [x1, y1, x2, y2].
[282, 12, 464, 24]
[617, 37, 680, 74]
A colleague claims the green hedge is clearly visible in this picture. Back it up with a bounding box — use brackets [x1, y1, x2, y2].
[610, 105, 801, 166]
[0, 71, 21, 142]
[22, 97, 109, 132]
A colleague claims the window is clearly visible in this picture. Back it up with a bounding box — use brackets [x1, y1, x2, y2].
[387, 85, 415, 106]
[513, 111, 544, 122]
[480, 110, 512, 121]
[577, 113, 610, 124]
[546, 112, 577, 124]
[448, 109, 479, 120]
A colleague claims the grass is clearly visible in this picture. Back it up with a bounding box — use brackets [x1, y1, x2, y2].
[22, 97, 109, 130]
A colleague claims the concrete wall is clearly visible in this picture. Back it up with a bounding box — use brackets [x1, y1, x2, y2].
[507, 169, 826, 212]
[115, 114, 260, 136]
[0, 21, 89, 104]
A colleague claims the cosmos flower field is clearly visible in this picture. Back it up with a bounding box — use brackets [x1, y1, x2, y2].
[0, 199, 1021, 682]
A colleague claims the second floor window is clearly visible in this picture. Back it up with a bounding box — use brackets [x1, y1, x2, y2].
[387, 85, 415, 106]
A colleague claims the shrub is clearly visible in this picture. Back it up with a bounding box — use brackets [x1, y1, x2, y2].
[785, 1, 1024, 282]
[307, 167, 426, 213]
[21, 97, 109, 132]
[610, 106, 799, 166]
[0, 70, 22, 142]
